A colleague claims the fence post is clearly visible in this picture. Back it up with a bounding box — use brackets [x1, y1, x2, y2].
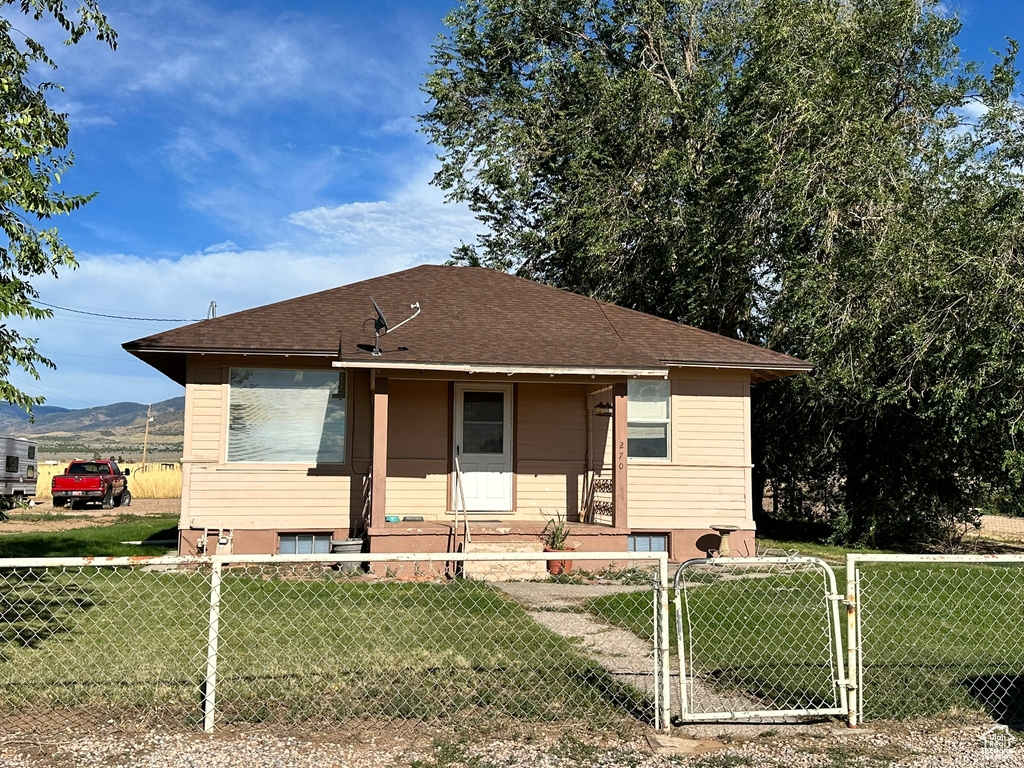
[658, 553, 671, 731]
[845, 554, 858, 728]
[203, 560, 223, 733]
[652, 577, 661, 730]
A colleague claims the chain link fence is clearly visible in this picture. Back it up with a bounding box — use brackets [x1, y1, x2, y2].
[673, 557, 847, 722]
[0, 552, 670, 734]
[849, 554, 1024, 726]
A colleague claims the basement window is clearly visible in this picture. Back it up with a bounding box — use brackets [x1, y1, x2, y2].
[279, 533, 332, 555]
[228, 369, 347, 464]
[627, 379, 670, 459]
[628, 533, 669, 553]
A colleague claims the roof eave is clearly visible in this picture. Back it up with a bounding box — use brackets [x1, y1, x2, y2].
[334, 359, 669, 378]
[663, 360, 813, 384]
[122, 345, 337, 357]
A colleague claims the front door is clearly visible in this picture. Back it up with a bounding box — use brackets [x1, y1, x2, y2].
[453, 384, 512, 511]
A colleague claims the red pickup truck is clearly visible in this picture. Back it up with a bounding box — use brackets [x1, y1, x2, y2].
[51, 460, 132, 510]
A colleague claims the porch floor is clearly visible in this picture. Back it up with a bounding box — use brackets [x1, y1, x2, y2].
[375, 519, 618, 536]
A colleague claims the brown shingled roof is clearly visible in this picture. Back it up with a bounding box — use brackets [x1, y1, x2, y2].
[123, 265, 809, 383]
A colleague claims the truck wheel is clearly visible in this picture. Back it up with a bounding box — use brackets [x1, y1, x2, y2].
[120, 488, 132, 507]
[53, 496, 66, 508]
[102, 487, 114, 510]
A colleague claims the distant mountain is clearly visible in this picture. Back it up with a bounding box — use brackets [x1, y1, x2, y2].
[0, 403, 72, 422]
[0, 397, 184, 436]
[0, 398, 185, 461]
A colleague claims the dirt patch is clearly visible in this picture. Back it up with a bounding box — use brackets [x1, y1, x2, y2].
[975, 515, 1024, 543]
[0, 497, 180, 534]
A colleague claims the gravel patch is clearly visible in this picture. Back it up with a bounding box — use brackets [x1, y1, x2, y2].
[0, 497, 180, 533]
[1, 723, 1021, 767]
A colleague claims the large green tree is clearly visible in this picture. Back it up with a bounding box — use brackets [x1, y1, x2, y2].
[0, 0, 115, 410]
[421, 0, 1024, 547]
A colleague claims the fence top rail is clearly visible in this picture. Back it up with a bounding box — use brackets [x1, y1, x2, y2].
[673, 555, 835, 590]
[846, 553, 1024, 566]
[0, 550, 669, 569]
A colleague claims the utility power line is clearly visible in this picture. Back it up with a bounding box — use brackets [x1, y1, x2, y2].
[35, 301, 202, 323]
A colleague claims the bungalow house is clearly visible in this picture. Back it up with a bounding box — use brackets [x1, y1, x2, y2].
[124, 265, 810, 561]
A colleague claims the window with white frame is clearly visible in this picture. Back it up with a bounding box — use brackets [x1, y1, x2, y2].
[228, 369, 347, 463]
[627, 379, 670, 459]
[278, 533, 332, 555]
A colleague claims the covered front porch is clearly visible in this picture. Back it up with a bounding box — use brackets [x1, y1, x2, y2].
[355, 370, 634, 553]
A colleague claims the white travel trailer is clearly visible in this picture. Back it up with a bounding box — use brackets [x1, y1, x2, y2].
[0, 437, 38, 505]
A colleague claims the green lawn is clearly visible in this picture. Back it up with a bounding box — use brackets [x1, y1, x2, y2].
[0, 515, 178, 558]
[854, 562, 1024, 722]
[589, 561, 1024, 723]
[0, 566, 650, 729]
[756, 538, 895, 563]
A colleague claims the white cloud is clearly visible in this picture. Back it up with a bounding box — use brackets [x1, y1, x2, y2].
[37, 0, 429, 118]
[289, 199, 478, 253]
[1, 0, 483, 410]
[960, 99, 990, 121]
[13, 162, 485, 409]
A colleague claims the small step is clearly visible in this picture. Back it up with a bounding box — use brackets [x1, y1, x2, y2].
[462, 541, 547, 582]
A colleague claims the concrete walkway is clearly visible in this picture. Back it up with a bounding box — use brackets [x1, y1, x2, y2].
[493, 582, 667, 708]
[494, 581, 774, 729]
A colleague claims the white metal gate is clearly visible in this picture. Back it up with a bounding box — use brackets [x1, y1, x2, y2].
[674, 556, 848, 721]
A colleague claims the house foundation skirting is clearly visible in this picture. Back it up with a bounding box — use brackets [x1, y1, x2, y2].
[178, 525, 755, 563]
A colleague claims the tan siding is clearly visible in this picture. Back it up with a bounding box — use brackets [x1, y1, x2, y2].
[350, 370, 372, 472]
[628, 369, 753, 531]
[514, 384, 587, 516]
[387, 380, 448, 460]
[516, 460, 585, 519]
[587, 386, 614, 473]
[186, 465, 353, 528]
[381, 381, 449, 516]
[182, 355, 367, 531]
[627, 464, 750, 529]
[516, 383, 587, 461]
[671, 371, 749, 466]
[385, 458, 448, 518]
[184, 364, 224, 462]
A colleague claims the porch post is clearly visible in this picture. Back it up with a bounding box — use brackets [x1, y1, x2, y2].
[370, 376, 389, 531]
[612, 381, 628, 531]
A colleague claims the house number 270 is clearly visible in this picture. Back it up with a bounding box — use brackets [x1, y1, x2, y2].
[618, 440, 625, 470]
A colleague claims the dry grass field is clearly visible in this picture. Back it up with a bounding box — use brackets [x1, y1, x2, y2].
[34, 463, 182, 500]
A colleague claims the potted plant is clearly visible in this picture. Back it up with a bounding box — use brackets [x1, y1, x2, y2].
[540, 512, 575, 575]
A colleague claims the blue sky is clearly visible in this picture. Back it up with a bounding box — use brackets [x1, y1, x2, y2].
[8, 0, 1023, 409]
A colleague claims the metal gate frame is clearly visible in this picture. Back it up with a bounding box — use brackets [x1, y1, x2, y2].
[673, 556, 849, 722]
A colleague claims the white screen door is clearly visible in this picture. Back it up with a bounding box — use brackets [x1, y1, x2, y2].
[454, 384, 512, 511]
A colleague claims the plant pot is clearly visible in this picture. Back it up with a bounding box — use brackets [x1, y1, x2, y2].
[331, 538, 366, 574]
[544, 546, 576, 576]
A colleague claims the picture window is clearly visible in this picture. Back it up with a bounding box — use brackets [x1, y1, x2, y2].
[228, 369, 347, 464]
